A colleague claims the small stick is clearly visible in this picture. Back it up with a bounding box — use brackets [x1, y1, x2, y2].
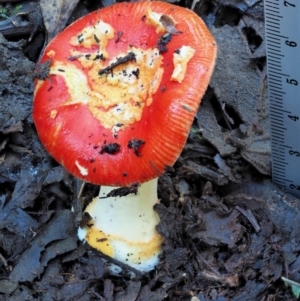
[236, 206, 261, 232]
[0, 252, 9, 271]
[73, 179, 85, 227]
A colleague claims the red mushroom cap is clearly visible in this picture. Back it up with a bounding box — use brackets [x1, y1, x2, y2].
[33, 1, 217, 186]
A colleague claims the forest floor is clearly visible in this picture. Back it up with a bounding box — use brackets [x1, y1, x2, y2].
[0, 0, 300, 300]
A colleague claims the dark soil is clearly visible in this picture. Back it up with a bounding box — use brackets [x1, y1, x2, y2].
[1, 0, 300, 300]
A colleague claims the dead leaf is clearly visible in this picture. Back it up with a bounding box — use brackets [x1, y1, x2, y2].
[40, 0, 80, 43]
[160, 15, 182, 35]
[9, 210, 77, 283]
[188, 209, 244, 248]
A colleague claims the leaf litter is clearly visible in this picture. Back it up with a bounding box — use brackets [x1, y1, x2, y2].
[0, 0, 299, 300]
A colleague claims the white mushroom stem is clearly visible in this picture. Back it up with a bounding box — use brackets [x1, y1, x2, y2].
[78, 178, 163, 272]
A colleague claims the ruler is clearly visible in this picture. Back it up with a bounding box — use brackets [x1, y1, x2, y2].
[264, 0, 300, 198]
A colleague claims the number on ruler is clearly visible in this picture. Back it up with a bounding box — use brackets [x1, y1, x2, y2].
[290, 184, 300, 190]
[289, 150, 300, 156]
[286, 78, 298, 85]
[288, 115, 299, 121]
[285, 40, 297, 47]
[284, 0, 295, 7]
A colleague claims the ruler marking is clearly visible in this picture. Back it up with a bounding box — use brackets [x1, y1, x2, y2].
[267, 24, 280, 29]
[272, 164, 285, 169]
[265, 33, 288, 39]
[271, 134, 285, 140]
[267, 58, 281, 63]
[270, 105, 285, 110]
[265, 0, 279, 4]
[273, 157, 285, 162]
[267, 50, 281, 55]
[271, 130, 286, 135]
[271, 123, 284, 128]
[273, 181, 287, 186]
[268, 53, 283, 56]
[273, 156, 286, 161]
[276, 162, 286, 169]
[271, 125, 286, 129]
[268, 61, 282, 66]
[265, 0, 279, 3]
[267, 20, 281, 26]
[270, 108, 291, 114]
[268, 75, 283, 80]
[269, 84, 282, 88]
[267, 48, 281, 53]
[272, 140, 285, 145]
[270, 93, 285, 97]
[265, 4, 279, 9]
[268, 81, 282, 85]
[270, 115, 284, 120]
[283, 145, 292, 149]
[268, 57, 281, 62]
[272, 137, 285, 142]
[273, 179, 288, 184]
[268, 78, 282, 81]
[265, 5, 279, 10]
[271, 108, 291, 114]
[271, 126, 287, 131]
[273, 180, 286, 184]
[272, 163, 288, 168]
[273, 172, 286, 178]
[270, 108, 284, 112]
[269, 71, 289, 76]
[269, 68, 283, 73]
[273, 173, 285, 178]
[267, 59, 281, 63]
[266, 8, 280, 12]
[269, 83, 282, 87]
[270, 120, 284, 125]
[270, 108, 284, 113]
[269, 89, 285, 94]
[266, 34, 285, 39]
[269, 87, 282, 92]
[270, 92, 282, 97]
[267, 36, 281, 41]
[267, 51, 283, 56]
[267, 14, 283, 19]
[268, 84, 282, 88]
[268, 55, 284, 60]
[273, 182, 287, 186]
[271, 134, 284, 140]
[272, 152, 285, 157]
[266, 25, 280, 30]
[266, 27, 280, 31]
[271, 131, 284, 136]
[272, 166, 282, 169]
[267, 42, 281, 47]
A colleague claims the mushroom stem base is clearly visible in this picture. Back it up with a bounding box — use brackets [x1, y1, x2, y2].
[78, 178, 163, 272]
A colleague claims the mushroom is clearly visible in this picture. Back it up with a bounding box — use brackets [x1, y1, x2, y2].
[33, 1, 217, 272]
